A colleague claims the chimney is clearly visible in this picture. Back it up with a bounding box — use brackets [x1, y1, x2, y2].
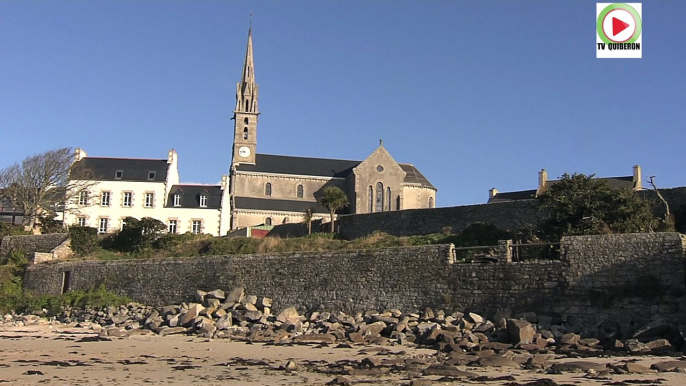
[74, 148, 87, 162]
[221, 174, 229, 190]
[633, 165, 642, 190]
[489, 188, 499, 199]
[167, 148, 178, 165]
[538, 168, 548, 190]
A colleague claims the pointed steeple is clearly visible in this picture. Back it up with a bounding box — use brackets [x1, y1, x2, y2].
[232, 26, 259, 166]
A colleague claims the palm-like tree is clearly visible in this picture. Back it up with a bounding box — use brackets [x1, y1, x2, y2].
[319, 187, 349, 233]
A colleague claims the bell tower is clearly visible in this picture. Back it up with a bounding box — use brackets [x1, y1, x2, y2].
[232, 27, 259, 165]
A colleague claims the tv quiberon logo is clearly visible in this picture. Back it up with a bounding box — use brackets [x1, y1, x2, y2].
[597, 3, 642, 59]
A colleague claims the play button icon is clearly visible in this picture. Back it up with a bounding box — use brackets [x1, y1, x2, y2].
[613, 17, 629, 36]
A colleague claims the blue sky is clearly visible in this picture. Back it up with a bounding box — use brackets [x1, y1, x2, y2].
[1, 1, 684, 207]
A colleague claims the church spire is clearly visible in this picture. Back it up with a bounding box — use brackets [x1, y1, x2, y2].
[232, 26, 259, 166]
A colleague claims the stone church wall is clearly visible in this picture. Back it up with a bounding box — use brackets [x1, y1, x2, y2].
[23, 233, 686, 324]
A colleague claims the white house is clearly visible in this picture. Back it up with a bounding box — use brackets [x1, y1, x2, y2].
[64, 148, 231, 236]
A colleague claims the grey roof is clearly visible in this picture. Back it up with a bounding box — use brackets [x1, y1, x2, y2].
[234, 197, 332, 214]
[236, 154, 359, 178]
[70, 157, 169, 182]
[167, 185, 222, 209]
[236, 153, 435, 189]
[489, 189, 537, 203]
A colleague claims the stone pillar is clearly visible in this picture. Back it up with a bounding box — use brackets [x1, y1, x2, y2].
[633, 165, 642, 190]
[498, 240, 512, 263]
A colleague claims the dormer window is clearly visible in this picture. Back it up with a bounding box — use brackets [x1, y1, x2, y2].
[114, 170, 123, 179]
[173, 194, 181, 207]
[148, 171, 156, 180]
[199, 195, 207, 207]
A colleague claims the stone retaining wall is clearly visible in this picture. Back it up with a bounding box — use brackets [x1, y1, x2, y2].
[23, 233, 686, 324]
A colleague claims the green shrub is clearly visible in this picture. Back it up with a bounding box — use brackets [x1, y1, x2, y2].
[69, 226, 99, 256]
[202, 237, 261, 255]
[109, 217, 166, 254]
[0, 223, 30, 238]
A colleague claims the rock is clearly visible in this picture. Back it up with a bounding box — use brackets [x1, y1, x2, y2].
[466, 312, 484, 324]
[625, 339, 650, 354]
[277, 307, 300, 323]
[244, 310, 263, 322]
[195, 290, 207, 304]
[514, 312, 537, 323]
[476, 356, 521, 368]
[422, 365, 477, 377]
[258, 297, 272, 309]
[215, 313, 232, 330]
[651, 360, 686, 372]
[552, 361, 607, 373]
[578, 338, 600, 347]
[197, 318, 216, 335]
[409, 380, 433, 386]
[348, 332, 364, 343]
[632, 319, 672, 340]
[327, 376, 352, 386]
[284, 360, 298, 371]
[507, 319, 535, 345]
[179, 304, 205, 327]
[293, 334, 336, 344]
[243, 295, 258, 305]
[206, 289, 225, 300]
[363, 321, 386, 336]
[416, 322, 438, 336]
[422, 308, 435, 320]
[158, 326, 186, 336]
[625, 362, 656, 374]
[372, 315, 399, 324]
[226, 287, 245, 304]
[205, 298, 221, 309]
[243, 303, 258, 311]
[361, 357, 382, 368]
[646, 338, 672, 352]
[559, 333, 580, 345]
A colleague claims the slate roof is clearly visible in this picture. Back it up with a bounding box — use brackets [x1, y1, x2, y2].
[234, 197, 332, 214]
[236, 153, 435, 189]
[70, 157, 169, 182]
[489, 189, 537, 203]
[167, 185, 222, 209]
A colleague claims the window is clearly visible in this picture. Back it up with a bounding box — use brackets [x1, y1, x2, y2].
[173, 194, 181, 207]
[265, 217, 272, 226]
[429, 197, 434, 208]
[78, 191, 88, 206]
[121, 218, 127, 230]
[243, 127, 248, 140]
[192, 220, 202, 234]
[98, 218, 108, 233]
[245, 100, 250, 112]
[376, 165, 384, 173]
[297, 185, 304, 198]
[114, 170, 123, 179]
[145, 193, 154, 208]
[396, 195, 401, 211]
[387, 187, 391, 211]
[375, 182, 384, 212]
[265, 182, 272, 196]
[77, 217, 86, 227]
[101, 191, 110, 206]
[244, 118, 249, 124]
[123, 192, 132, 207]
[368, 186, 373, 213]
[148, 171, 156, 180]
[168, 220, 177, 234]
[199, 195, 207, 207]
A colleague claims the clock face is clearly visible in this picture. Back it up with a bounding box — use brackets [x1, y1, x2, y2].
[238, 146, 251, 158]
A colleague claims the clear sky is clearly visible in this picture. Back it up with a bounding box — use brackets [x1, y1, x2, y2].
[1, 1, 684, 207]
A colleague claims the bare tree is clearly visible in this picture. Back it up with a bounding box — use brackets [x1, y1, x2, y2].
[647, 176, 673, 228]
[303, 208, 313, 235]
[0, 148, 95, 231]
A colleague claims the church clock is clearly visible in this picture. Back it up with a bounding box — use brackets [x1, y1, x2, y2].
[238, 146, 251, 158]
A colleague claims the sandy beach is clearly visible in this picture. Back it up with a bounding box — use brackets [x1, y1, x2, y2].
[1, 323, 685, 386]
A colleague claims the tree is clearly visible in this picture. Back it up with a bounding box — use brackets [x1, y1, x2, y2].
[110, 217, 166, 254]
[319, 186, 349, 233]
[539, 173, 659, 240]
[303, 208, 314, 235]
[0, 148, 94, 231]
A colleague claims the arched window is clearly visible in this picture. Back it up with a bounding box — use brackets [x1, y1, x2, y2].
[297, 184, 304, 198]
[368, 185, 373, 213]
[396, 195, 401, 211]
[244, 118, 249, 124]
[429, 197, 434, 208]
[265, 182, 272, 196]
[265, 217, 272, 226]
[386, 187, 391, 211]
[375, 182, 384, 212]
[245, 100, 250, 112]
[243, 127, 248, 140]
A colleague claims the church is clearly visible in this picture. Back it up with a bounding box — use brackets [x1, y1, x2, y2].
[64, 28, 436, 235]
[228, 28, 436, 229]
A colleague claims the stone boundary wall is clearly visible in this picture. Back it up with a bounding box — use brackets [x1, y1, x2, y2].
[335, 200, 543, 239]
[23, 233, 686, 323]
[0, 233, 68, 257]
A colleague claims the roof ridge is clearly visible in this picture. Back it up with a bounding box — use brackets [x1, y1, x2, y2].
[83, 156, 167, 161]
